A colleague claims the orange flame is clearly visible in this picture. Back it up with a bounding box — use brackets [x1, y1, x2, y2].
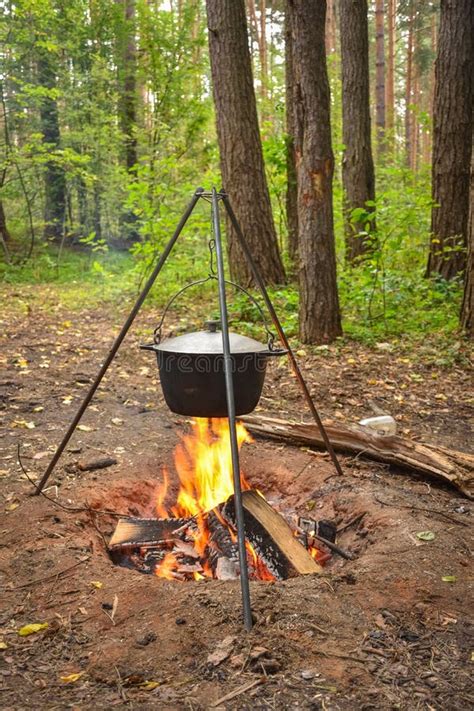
[154, 419, 258, 580]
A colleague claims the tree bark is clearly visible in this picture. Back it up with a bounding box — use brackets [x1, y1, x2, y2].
[461, 128, 474, 336]
[288, 0, 342, 343]
[285, 6, 298, 261]
[206, 0, 285, 286]
[427, 0, 474, 280]
[375, 0, 386, 155]
[404, 0, 414, 167]
[38, 52, 66, 243]
[325, 0, 336, 54]
[0, 200, 11, 244]
[340, 0, 376, 263]
[117, 0, 139, 243]
[386, 0, 396, 139]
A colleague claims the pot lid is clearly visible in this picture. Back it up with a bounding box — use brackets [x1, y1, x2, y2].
[153, 320, 270, 354]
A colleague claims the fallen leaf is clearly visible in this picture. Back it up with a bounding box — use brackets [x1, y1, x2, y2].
[33, 406, 44, 413]
[139, 680, 160, 690]
[60, 672, 84, 683]
[11, 419, 35, 429]
[207, 635, 236, 667]
[416, 531, 435, 541]
[18, 622, 49, 637]
[62, 396, 74, 405]
[111, 418, 123, 426]
[0, 641, 7, 649]
[15, 357, 29, 368]
[296, 349, 306, 357]
[90, 581, 103, 589]
[441, 575, 457, 583]
[5, 502, 19, 512]
[77, 425, 93, 432]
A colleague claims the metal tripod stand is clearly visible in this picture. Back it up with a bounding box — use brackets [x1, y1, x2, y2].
[34, 187, 343, 632]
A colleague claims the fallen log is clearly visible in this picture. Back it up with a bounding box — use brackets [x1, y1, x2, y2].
[240, 415, 474, 499]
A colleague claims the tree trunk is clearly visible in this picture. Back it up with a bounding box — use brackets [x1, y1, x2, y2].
[375, 0, 386, 155]
[461, 128, 474, 336]
[38, 52, 66, 243]
[288, 0, 342, 344]
[405, 0, 414, 167]
[117, 0, 139, 243]
[410, 57, 420, 172]
[0, 199, 11, 243]
[340, 0, 376, 264]
[427, 0, 474, 280]
[206, 0, 285, 286]
[386, 0, 396, 140]
[325, 0, 336, 54]
[285, 6, 298, 261]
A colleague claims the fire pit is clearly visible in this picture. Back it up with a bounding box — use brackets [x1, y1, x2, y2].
[109, 419, 328, 582]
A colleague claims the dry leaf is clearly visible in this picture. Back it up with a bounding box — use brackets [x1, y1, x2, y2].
[11, 420, 35, 429]
[111, 418, 123, 426]
[77, 425, 93, 432]
[62, 396, 74, 405]
[18, 622, 49, 636]
[5, 502, 19, 512]
[33, 406, 44, 413]
[90, 581, 103, 589]
[0, 641, 8, 649]
[60, 672, 84, 683]
[139, 680, 160, 690]
[207, 636, 236, 667]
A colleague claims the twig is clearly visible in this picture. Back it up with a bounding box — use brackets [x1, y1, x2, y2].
[17, 443, 129, 518]
[8, 557, 91, 590]
[374, 496, 469, 527]
[210, 678, 264, 708]
[337, 512, 366, 534]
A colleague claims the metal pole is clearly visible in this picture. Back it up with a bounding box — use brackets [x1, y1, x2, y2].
[211, 187, 253, 631]
[221, 191, 344, 478]
[34, 188, 205, 495]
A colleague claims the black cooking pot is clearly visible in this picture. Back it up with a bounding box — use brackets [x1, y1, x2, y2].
[141, 320, 286, 417]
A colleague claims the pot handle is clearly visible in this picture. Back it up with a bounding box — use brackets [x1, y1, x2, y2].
[153, 274, 277, 351]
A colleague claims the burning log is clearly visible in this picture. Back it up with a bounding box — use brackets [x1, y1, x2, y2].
[241, 415, 474, 499]
[108, 491, 322, 580]
[223, 491, 322, 579]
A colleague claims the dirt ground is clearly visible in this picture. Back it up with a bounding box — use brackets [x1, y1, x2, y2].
[0, 286, 473, 710]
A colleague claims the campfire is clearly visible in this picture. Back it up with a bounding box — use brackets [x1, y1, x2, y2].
[109, 419, 326, 581]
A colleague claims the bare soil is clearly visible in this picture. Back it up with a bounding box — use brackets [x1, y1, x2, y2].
[0, 288, 473, 710]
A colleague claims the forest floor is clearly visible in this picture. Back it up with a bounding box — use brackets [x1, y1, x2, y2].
[0, 285, 473, 710]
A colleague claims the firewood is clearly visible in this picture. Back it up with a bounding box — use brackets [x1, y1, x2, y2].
[108, 517, 190, 548]
[241, 415, 474, 499]
[223, 491, 322, 578]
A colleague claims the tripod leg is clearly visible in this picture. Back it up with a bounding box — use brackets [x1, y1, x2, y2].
[211, 188, 253, 631]
[34, 188, 205, 495]
[221, 192, 344, 478]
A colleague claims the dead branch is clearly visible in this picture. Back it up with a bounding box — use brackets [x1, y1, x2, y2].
[240, 415, 474, 499]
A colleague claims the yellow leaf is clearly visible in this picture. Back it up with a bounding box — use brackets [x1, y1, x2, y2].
[435, 393, 447, 400]
[296, 349, 306, 357]
[111, 418, 123, 426]
[77, 425, 93, 432]
[62, 395, 74, 405]
[90, 580, 103, 589]
[139, 680, 161, 690]
[0, 641, 7, 649]
[33, 406, 44, 412]
[60, 672, 84, 683]
[18, 622, 49, 636]
[61, 320, 72, 329]
[347, 358, 356, 364]
[5, 502, 19, 512]
[11, 420, 36, 429]
[16, 357, 29, 368]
